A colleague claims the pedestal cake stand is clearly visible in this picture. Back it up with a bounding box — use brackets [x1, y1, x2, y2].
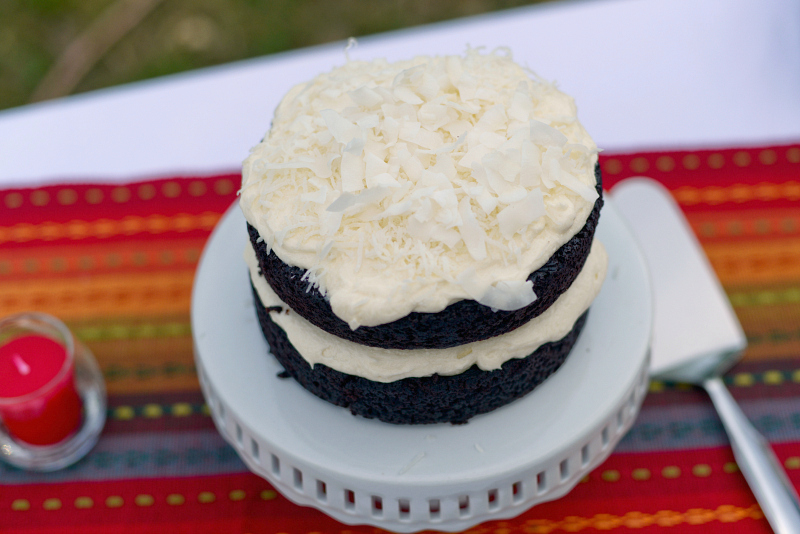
[191, 199, 652, 532]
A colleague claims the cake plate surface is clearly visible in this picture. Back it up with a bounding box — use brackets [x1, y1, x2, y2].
[191, 199, 652, 532]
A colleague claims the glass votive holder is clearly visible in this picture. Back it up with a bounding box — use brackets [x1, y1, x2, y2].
[0, 312, 106, 471]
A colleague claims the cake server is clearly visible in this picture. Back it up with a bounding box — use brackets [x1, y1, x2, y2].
[611, 177, 800, 534]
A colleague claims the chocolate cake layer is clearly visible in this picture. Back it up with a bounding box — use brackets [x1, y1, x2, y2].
[247, 166, 602, 350]
[253, 284, 589, 425]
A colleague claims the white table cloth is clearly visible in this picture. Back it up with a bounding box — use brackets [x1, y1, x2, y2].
[0, 0, 798, 187]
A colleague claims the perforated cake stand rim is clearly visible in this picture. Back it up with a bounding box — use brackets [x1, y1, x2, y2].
[195, 353, 649, 531]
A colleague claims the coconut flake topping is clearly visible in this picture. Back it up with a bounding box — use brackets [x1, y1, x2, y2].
[240, 48, 599, 329]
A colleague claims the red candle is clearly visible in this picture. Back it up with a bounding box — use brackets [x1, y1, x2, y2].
[0, 334, 83, 446]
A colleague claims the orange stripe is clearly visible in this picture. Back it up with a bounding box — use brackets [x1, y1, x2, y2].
[704, 238, 800, 285]
[743, 336, 800, 362]
[0, 212, 222, 244]
[519, 504, 762, 532]
[0, 270, 195, 320]
[0, 239, 206, 278]
[687, 208, 800, 242]
[672, 181, 800, 206]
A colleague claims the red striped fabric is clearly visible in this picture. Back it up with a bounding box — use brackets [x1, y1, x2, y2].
[1, 142, 799, 533]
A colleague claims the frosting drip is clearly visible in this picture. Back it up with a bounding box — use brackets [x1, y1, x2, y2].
[240, 49, 599, 329]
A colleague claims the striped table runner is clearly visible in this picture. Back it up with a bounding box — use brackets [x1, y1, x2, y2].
[0, 143, 798, 533]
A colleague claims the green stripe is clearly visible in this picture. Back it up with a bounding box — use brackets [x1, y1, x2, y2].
[729, 287, 800, 307]
[747, 329, 800, 346]
[104, 362, 196, 382]
[75, 322, 192, 341]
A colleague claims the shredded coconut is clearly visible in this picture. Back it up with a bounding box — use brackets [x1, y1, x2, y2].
[240, 47, 599, 328]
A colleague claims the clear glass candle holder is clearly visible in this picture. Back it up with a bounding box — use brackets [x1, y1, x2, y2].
[0, 312, 106, 471]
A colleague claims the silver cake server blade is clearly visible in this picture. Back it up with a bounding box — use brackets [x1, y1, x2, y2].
[611, 177, 800, 534]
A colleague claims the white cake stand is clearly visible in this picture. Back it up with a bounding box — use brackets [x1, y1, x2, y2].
[191, 199, 652, 533]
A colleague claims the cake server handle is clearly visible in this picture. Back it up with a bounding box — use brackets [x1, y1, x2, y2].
[703, 376, 800, 534]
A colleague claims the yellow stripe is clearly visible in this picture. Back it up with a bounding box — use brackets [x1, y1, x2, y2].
[650, 368, 800, 391]
[110, 403, 207, 421]
[6, 490, 763, 529]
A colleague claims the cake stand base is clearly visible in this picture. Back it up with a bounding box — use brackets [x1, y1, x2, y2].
[192, 200, 651, 532]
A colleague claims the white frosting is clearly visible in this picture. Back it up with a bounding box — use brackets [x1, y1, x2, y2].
[240, 49, 599, 329]
[245, 239, 607, 383]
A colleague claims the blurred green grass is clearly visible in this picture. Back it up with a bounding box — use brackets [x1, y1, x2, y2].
[0, 0, 553, 112]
